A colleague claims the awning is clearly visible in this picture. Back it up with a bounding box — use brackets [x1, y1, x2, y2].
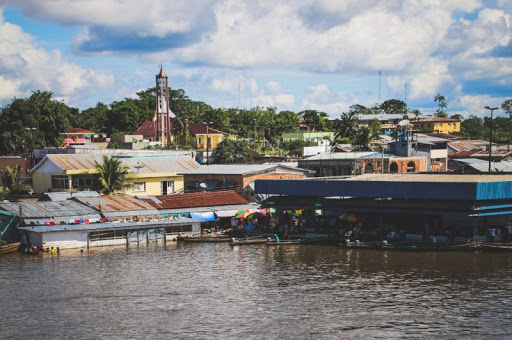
[215, 209, 241, 218]
[190, 212, 216, 221]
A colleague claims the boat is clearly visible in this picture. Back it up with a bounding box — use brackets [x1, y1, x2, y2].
[229, 237, 269, 245]
[339, 241, 379, 250]
[378, 243, 478, 252]
[480, 243, 512, 252]
[179, 236, 231, 243]
[0, 242, 21, 255]
[266, 239, 302, 245]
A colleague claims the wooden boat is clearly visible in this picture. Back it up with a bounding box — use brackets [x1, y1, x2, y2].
[340, 241, 379, 250]
[229, 237, 269, 245]
[480, 243, 512, 252]
[266, 239, 301, 245]
[378, 243, 478, 252]
[180, 236, 231, 243]
[0, 242, 21, 255]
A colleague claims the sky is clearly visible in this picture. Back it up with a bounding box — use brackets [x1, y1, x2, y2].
[0, 0, 511, 119]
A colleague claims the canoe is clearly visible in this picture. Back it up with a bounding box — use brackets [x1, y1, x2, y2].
[180, 236, 231, 243]
[480, 243, 512, 252]
[266, 240, 301, 245]
[229, 237, 269, 245]
[0, 242, 21, 255]
[378, 243, 478, 252]
[340, 242, 379, 250]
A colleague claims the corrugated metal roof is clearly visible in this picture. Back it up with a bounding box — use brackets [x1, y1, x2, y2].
[465, 162, 512, 173]
[0, 201, 99, 218]
[45, 191, 100, 201]
[32, 154, 200, 173]
[304, 152, 375, 161]
[140, 191, 249, 209]
[180, 163, 306, 175]
[121, 156, 200, 174]
[158, 203, 259, 215]
[75, 195, 156, 212]
[346, 173, 512, 183]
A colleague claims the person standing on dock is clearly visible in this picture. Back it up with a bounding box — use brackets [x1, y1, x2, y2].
[274, 234, 280, 243]
[488, 227, 496, 243]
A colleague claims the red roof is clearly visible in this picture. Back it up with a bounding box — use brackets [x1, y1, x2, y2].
[65, 128, 94, 134]
[135, 119, 227, 137]
[413, 118, 460, 123]
[424, 133, 464, 140]
[141, 190, 248, 209]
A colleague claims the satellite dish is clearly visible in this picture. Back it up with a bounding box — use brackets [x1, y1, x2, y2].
[398, 119, 410, 126]
[199, 183, 207, 189]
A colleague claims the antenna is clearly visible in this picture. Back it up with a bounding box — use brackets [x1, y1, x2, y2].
[378, 70, 382, 104]
[238, 82, 241, 109]
[404, 81, 408, 108]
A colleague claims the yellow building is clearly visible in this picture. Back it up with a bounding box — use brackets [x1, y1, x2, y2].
[411, 118, 460, 133]
[30, 154, 200, 195]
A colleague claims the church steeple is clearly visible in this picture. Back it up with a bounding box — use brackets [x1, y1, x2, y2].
[155, 65, 173, 146]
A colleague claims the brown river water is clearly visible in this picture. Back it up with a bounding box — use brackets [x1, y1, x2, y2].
[1, 243, 512, 339]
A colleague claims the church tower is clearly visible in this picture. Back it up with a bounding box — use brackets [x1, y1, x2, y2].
[155, 65, 174, 146]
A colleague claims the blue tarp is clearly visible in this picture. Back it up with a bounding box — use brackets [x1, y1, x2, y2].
[190, 212, 216, 221]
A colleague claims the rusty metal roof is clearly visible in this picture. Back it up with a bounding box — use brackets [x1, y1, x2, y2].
[75, 195, 156, 212]
[32, 154, 200, 173]
[140, 190, 249, 209]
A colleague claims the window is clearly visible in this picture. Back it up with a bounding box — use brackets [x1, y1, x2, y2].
[51, 175, 69, 189]
[133, 182, 146, 192]
[71, 177, 92, 189]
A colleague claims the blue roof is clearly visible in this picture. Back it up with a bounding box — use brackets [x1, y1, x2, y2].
[255, 174, 512, 201]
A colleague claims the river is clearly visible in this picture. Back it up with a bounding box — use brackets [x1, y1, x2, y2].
[1, 243, 512, 339]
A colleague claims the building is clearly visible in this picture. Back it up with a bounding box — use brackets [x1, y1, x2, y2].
[297, 151, 428, 177]
[30, 154, 200, 195]
[355, 113, 405, 135]
[60, 128, 95, 147]
[179, 163, 310, 201]
[281, 132, 335, 147]
[411, 118, 460, 133]
[255, 173, 512, 243]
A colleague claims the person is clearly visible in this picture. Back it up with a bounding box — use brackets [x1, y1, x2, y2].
[56, 247, 60, 254]
[488, 227, 496, 243]
[50, 247, 56, 255]
[432, 235, 437, 244]
[274, 234, 280, 243]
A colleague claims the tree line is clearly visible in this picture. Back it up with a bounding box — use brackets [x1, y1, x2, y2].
[0, 88, 511, 156]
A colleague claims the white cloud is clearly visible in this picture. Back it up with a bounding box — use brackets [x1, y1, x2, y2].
[0, 11, 114, 106]
[301, 83, 357, 116]
[452, 94, 508, 117]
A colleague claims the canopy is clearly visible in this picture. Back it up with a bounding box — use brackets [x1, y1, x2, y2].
[339, 213, 362, 222]
[190, 212, 216, 221]
[235, 208, 267, 219]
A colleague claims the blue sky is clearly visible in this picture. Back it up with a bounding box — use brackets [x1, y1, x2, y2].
[0, 0, 511, 118]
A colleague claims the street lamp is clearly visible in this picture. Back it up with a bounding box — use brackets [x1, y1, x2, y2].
[203, 121, 213, 166]
[484, 106, 499, 172]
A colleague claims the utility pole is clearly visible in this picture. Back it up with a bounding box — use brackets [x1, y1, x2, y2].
[485, 106, 499, 172]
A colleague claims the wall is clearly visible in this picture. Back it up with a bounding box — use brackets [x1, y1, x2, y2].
[127, 175, 184, 196]
[184, 174, 243, 192]
[243, 172, 306, 188]
[0, 157, 33, 179]
[40, 231, 88, 249]
[355, 157, 427, 174]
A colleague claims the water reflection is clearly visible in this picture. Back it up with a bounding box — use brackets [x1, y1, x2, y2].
[1, 244, 512, 338]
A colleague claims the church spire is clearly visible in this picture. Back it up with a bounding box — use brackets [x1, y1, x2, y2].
[155, 65, 172, 147]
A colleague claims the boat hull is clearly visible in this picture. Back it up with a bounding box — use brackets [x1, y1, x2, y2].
[0, 242, 21, 255]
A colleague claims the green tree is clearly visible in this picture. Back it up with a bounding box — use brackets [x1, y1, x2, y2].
[78, 102, 110, 132]
[410, 108, 422, 120]
[172, 115, 191, 146]
[0, 165, 28, 196]
[333, 112, 359, 140]
[377, 99, 407, 115]
[91, 156, 131, 195]
[460, 115, 484, 139]
[434, 94, 448, 117]
[212, 139, 253, 164]
[0, 91, 74, 155]
[349, 104, 373, 115]
[369, 118, 382, 138]
[450, 114, 463, 121]
[352, 126, 373, 151]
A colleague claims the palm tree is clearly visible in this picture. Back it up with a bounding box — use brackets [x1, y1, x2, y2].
[172, 116, 190, 146]
[352, 126, 373, 151]
[333, 112, 359, 140]
[1, 165, 28, 196]
[434, 94, 447, 117]
[92, 156, 131, 195]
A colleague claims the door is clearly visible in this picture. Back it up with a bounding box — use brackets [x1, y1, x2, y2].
[161, 181, 174, 195]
